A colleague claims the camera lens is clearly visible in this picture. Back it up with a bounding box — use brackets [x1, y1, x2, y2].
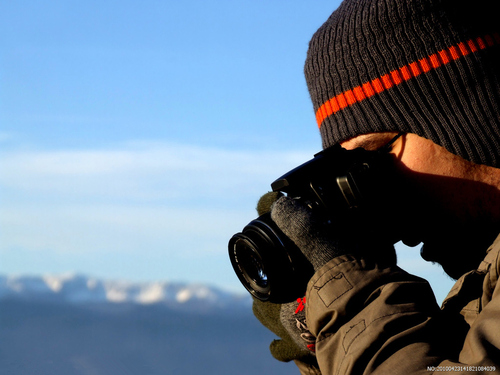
[231, 236, 271, 299]
[229, 213, 314, 303]
[239, 247, 268, 288]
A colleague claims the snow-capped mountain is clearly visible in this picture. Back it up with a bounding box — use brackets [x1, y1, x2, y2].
[0, 274, 299, 375]
[0, 273, 251, 311]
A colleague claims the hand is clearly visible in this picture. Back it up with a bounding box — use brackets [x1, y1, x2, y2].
[253, 296, 316, 362]
[270, 196, 397, 271]
[252, 192, 317, 364]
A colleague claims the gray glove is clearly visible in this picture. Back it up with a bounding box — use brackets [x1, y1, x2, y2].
[271, 196, 397, 271]
[252, 192, 318, 364]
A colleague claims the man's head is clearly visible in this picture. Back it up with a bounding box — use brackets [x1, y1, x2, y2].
[305, 0, 500, 167]
[342, 132, 500, 279]
[304, 0, 500, 278]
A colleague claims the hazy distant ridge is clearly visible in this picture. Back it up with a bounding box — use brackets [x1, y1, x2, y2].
[0, 274, 300, 375]
[0, 274, 251, 311]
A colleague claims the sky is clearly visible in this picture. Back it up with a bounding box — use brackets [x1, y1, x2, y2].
[0, 1, 454, 302]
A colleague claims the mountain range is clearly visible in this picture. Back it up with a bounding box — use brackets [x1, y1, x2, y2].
[0, 274, 300, 375]
[0, 273, 252, 312]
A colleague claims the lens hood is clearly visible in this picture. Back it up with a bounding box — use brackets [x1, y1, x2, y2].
[228, 213, 313, 303]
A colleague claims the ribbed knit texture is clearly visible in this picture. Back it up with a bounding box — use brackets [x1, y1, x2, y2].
[305, 0, 500, 167]
[271, 197, 346, 271]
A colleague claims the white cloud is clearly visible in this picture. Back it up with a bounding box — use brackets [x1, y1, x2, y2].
[0, 142, 457, 297]
[0, 141, 315, 288]
[0, 141, 315, 264]
[1, 202, 249, 256]
[0, 142, 313, 207]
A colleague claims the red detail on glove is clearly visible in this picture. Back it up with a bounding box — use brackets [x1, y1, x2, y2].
[295, 297, 306, 314]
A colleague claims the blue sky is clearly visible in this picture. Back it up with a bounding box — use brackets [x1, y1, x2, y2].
[0, 1, 454, 301]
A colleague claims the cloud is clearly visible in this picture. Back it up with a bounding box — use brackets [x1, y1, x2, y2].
[0, 141, 313, 208]
[0, 141, 457, 297]
[0, 142, 315, 275]
[0, 141, 320, 288]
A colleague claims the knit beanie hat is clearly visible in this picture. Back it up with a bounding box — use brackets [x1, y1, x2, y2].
[305, 0, 500, 167]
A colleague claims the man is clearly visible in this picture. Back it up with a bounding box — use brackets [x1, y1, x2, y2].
[253, 0, 500, 373]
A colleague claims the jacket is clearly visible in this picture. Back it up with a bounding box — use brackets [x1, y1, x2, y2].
[296, 234, 500, 374]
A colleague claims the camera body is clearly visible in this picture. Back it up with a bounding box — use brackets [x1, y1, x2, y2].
[229, 144, 393, 303]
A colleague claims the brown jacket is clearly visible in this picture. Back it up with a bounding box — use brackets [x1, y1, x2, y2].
[296, 235, 500, 374]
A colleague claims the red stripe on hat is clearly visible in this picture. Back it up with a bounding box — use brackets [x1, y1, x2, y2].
[476, 37, 487, 50]
[315, 34, 500, 128]
[448, 45, 461, 60]
[438, 49, 450, 64]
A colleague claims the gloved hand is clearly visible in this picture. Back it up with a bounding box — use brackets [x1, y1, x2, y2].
[253, 296, 316, 362]
[270, 195, 397, 271]
[252, 192, 317, 364]
[255, 192, 395, 369]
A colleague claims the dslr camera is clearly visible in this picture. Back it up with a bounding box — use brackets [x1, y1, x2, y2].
[228, 143, 395, 303]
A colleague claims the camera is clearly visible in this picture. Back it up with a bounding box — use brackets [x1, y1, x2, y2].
[228, 144, 394, 303]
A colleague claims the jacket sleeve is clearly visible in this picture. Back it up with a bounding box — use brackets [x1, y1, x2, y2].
[294, 359, 322, 375]
[305, 254, 500, 374]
